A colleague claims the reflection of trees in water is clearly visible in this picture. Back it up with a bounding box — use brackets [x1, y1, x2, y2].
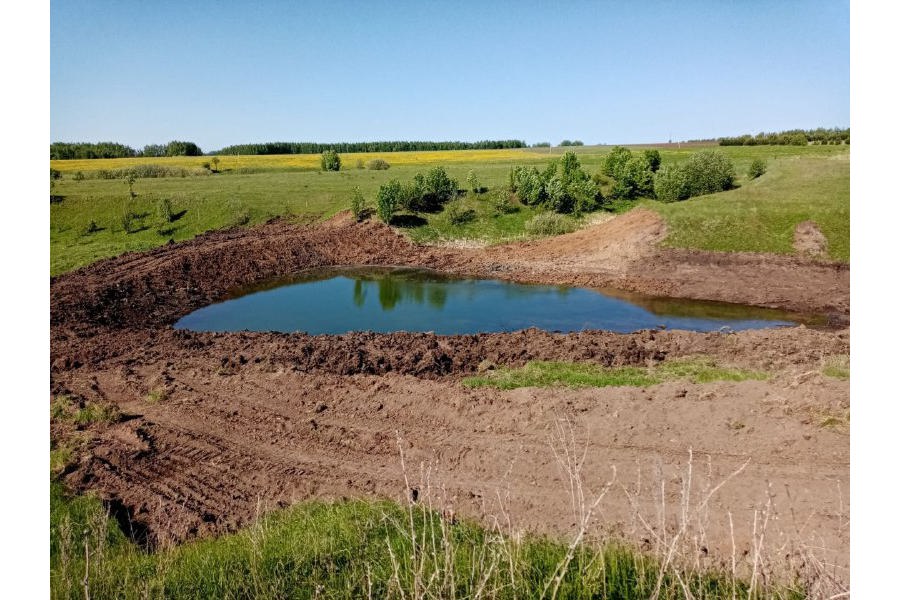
[353, 280, 366, 307]
[352, 275, 449, 311]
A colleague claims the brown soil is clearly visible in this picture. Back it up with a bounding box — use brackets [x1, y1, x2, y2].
[794, 220, 830, 259]
[50, 212, 850, 582]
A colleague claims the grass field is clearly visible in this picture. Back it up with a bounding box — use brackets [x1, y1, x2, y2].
[50, 477, 800, 599]
[49, 144, 849, 275]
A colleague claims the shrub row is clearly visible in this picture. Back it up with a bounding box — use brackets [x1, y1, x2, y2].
[508, 151, 602, 214]
[376, 166, 460, 222]
[719, 127, 849, 146]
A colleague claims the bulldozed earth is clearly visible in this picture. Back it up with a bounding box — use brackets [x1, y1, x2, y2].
[50, 210, 850, 582]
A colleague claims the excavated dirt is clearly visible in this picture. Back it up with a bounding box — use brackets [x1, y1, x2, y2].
[50, 212, 850, 583]
[794, 220, 830, 259]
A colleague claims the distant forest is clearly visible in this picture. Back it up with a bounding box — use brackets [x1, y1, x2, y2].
[718, 128, 849, 146]
[50, 141, 203, 160]
[50, 139, 527, 159]
[212, 140, 527, 155]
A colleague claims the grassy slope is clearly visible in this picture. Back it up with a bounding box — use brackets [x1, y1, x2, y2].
[50, 479, 798, 599]
[651, 150, 849, 261]
[49, 144, 848, 275]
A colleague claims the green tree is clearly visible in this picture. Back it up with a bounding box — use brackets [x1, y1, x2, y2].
[747, 158, 767, 180]
[680, 150, 735, 196]
[643, 149, 661, 172]
[653, 165, 690, 202]
[600, 146, 632, 179]
[376, 180, 402, 223]
[350, 186, 367, 221]
[466, 170, 480, 194]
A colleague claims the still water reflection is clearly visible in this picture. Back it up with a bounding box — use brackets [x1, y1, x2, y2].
[174, 267, 806, 335]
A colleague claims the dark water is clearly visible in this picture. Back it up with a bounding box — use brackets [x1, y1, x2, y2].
[174, 267, 809, 335]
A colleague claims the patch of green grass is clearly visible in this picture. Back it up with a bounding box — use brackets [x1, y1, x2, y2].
[51, 395, 121, 425]
[465, 361, 658, 390]
[145, 389, 168, 403]
[50, 477, 800, 599]
[822, 354, 850, 380]
[464, 357, 767, 390]
[649, 149, 849, 261]
[654, 356, 768, 384]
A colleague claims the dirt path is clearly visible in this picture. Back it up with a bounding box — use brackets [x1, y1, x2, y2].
[50, 212, 850, 583]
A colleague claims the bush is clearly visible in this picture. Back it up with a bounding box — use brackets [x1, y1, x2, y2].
[747, 158, 767, 179]
[600, 146, 632, 179]
[680, 150, 735, 196]
[50, 168, 62, 180]
[654, 150, 736, 202]
[466, 170, 480, 194]
[376, 180, 402, 223]
[491, 190, 520, 215]
[158, 198, 175, 223]
[511, 166, 544, 205]
[81, 220, 101, 235]
[120, 211, 139, 233]
[320, 150, 341, 171]
[510, 155, 602, 213]
[445, 201, 476, 225]
[366, 158, 390, 170]
[424, 166, 458, 204]
[350, 186, 367, 221]
[653, 165, 691, 203]
[643, 149, 661, 172]
[611, 155, 654, 199]
[73, 171, 85, 181]
[525, 213, 577, 236]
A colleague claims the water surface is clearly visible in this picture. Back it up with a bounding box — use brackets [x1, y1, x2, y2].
[175, 267, 805, 335]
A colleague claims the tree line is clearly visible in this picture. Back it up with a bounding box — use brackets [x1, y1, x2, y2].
[50, 141, 203, 160]
[212, 140, 527, 155]
[718, 128, 849, 146]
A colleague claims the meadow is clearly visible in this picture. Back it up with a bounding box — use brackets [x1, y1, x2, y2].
[49, 144, 849, 275]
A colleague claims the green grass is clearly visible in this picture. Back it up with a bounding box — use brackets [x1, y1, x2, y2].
[51, 395, 121, 425]
[650, 149, 849, 261]
[50, 478, 802, 599]
[50, 144, 849, 275]
[822, 354, 850, 380]
[463, 357, 768, 390]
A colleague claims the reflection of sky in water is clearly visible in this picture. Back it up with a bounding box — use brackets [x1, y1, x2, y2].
[175, 268, 800, 335]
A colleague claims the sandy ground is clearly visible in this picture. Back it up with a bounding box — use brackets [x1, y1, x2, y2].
[50, 211, 850, 585]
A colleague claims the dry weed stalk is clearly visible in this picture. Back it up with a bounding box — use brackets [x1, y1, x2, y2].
[542, 417, 616, 600]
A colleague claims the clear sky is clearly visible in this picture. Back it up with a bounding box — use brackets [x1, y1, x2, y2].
[50, 0, 849, 151]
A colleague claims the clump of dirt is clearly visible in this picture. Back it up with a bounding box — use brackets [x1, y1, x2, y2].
[793, 220, 830, 259]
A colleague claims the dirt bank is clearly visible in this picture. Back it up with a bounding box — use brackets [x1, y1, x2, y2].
[50, 212, 850, 585]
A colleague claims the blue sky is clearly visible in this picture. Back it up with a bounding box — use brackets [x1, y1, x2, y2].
[50, 1, 849, 150]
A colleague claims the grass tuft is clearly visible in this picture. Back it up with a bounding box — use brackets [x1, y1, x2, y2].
[822, 354, 849, 380]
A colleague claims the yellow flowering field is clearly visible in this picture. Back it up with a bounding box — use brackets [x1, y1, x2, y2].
[50, 147, 544, 172]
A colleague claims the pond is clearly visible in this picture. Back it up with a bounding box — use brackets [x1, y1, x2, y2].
[174, 267, 808, 335]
